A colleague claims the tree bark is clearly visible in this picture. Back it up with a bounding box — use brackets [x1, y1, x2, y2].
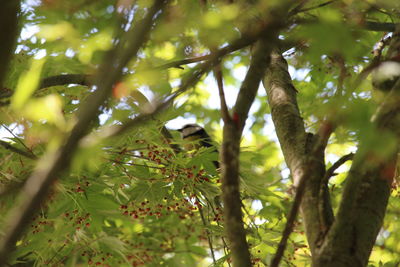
[314, 32, 400, 266]
[264, 31, 400, 266]
[263, 50, 333, 256]
[0, 1, 20, 87]
[222, 37, 281, 267]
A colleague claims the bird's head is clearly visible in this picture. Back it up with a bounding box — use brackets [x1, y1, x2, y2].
[177, 124, 208, 151]
[177, 123, 219, 169]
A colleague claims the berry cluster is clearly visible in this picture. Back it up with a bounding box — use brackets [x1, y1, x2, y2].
[74, 181, 90, 193]
[30, 215, 51, 234]
[62, 210, 91, 230]
[81, 250, 113, 267]
[120, 197, 202, 221]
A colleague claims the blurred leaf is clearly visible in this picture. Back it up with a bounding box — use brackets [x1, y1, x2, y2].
[11, 58, 45, 110]
[22, 94, 65, 127]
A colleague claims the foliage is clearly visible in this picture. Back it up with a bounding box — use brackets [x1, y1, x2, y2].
[0, 0, 400, 266]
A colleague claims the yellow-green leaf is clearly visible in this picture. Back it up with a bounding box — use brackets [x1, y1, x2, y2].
[11, 58, 45, 110]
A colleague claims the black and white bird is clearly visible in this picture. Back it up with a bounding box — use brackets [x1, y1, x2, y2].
[177, 124, 219, 169]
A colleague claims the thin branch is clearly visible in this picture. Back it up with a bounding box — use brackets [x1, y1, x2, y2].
[214, 62, 230, 122]
[373, 33, 392, 60]
[108, 158, 166, 169]
[288, 0, 311, 16]
[0, 74, 92, 100]
[0, 20, 293, 104]
[327, 55, 347, 96]
[241, 203, 262, 239]
[156, 39, 302, 71]
[294, 17, 398, 32]
[0, 1, 168, 264]
[156, 55, 211, 69]
[365, 21, 398, 32]
[98, 62, 214, 139]
[316, 152, 354, 232]
[196, 196, 217, 265]
[1, 124, 33, 154]
[96, 26, 269, 140]
[0, 140, 37, 160]
[323, 153, 354, 182]
[201, 194, 231, 267]
[39, 74, 93, 90]
[294, 0, 336, 14]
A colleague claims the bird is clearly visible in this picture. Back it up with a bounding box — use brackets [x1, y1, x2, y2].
[178, 123, 222, 208]
[177, 123, 219, 169]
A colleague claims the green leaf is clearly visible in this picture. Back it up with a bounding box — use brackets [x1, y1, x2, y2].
[11, 58, 45, 110]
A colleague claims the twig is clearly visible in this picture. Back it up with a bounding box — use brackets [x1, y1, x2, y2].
[373, 33, 392, 60]
[156, 55, 211, 69]
[214, 62, 230, 122]
[0, 14, 290, 106]
[196, 196, 217, 265]
[201, 194, 231, 267]
[0, 140, 37, 160]
[39, 74, 93, 90]
[157, 39, 302, 71]
[108, 158, 166, 169]
[293, 18, 398, 32]
[323, 153, 354, 182]
[1, 124, 34, 155]
[365, 21, 397, 32]
[316, 152, 354, 234]
[327, 55, 347, 96]
[241, 203, 261, 239]
[294, 0, 336, 14]
[97, 41, 242, 139]
[288, 0, 311, 16]
[81, 18, 282, 142]
[351, 33, 392, 90]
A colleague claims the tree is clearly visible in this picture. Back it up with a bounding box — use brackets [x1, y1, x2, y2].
[0, 0, 400, 266]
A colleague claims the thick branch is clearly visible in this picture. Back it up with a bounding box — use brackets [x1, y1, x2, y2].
[315, 31, 400, 266]
[220, 3, 291, 265]
[0, 1, 20, 87]
[222, 40, 271, 267]
[0, 1, 168, 264]
[263, 50, 331, 256]
[316, 82, 400, 267]
[271, 122, 334, 267]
